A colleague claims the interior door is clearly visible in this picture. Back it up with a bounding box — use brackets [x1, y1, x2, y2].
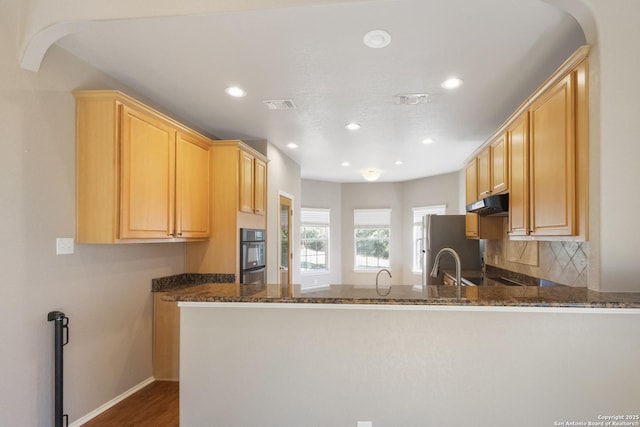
[279, 195, 292, 288]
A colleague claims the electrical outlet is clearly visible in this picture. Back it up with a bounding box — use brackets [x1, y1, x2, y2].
[56, 238, 74, 255]
[357, 422, 373, 427]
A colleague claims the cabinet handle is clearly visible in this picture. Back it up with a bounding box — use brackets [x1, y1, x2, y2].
[177, 232, 183, 236]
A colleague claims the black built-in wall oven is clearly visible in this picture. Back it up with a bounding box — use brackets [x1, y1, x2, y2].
[240, 228, 266, 285]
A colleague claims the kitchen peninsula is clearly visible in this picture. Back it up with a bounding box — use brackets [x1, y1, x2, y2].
[168, 276, 640, 427]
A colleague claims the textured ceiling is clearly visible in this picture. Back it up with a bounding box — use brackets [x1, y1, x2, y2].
[57, 0, 585, 182]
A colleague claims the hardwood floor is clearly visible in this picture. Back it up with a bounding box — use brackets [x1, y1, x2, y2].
[81, 381, 179, 427]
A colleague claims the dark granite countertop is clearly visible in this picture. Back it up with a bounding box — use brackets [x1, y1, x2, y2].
[152, 267, 640, 309]
[152, 273, 235, 292]
[160, 281, 640, 309]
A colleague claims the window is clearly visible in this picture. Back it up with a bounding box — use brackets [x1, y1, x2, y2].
[354, 209, 391, 270]
[300, 208, 330, 272]
[412, 205, 447, 272]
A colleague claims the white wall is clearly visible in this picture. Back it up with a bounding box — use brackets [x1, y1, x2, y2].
[582, 0, 640, 292]
[181, 305, 640, 427]
[266, 144, 301, 285]
[542, 0, 640, 292]
[300, 180, 342, 286]
[0, 2, 185, 426]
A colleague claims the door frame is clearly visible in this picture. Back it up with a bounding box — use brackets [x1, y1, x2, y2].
[278, 191, 294, 286]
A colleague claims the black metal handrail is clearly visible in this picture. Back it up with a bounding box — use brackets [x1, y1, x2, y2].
[48, 311, 69, 427]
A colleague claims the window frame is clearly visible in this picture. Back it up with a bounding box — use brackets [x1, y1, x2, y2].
[300, 208, 330, 274]
[353, 208, 391, 272]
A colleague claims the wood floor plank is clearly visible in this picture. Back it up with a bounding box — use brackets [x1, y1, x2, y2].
[81, 381, 179, 427]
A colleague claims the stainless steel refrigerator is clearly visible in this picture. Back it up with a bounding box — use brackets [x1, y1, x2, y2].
[421, 214, 482, 286]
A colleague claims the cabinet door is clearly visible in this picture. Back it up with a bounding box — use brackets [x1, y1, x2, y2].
[153, 294, 180, 381]
[465, 213, 479, 238]
[120, 105, 175, 239]
[465, 160, 478, 205]
[176, 132, 210, 238]
[253, 157, 267, 215]
[477, 149, 491, 198]
[508, 113, 529, 236]
[529, 73, 575, 236]
[490, 134, 508, 194]
[239, 150, 255, 213]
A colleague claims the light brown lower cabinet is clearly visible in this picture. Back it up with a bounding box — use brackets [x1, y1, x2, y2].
[153, 294, 179, 381]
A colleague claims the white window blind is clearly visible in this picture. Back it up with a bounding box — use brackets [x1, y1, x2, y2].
[301, 208, 330, 226]
[354, 208, 391, 228]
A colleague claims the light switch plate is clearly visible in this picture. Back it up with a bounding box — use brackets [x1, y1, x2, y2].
[357, 422, 373, 427]
[56, 238, 74, 255]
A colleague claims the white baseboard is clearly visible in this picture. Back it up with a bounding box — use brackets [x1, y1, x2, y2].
[69, 376, 155, 427]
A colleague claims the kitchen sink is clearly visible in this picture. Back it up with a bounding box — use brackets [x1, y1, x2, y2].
[462, 276, 483, 286]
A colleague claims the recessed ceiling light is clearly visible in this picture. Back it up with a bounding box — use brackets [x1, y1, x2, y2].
[422, 138, 434, 144]
[341, 161, 350, 167]
[225, 86, 246, 97]
[345, 122, 361, 131]
[287, 143, 298, 149]
[441, 77, 463, 89]
[363, 30, 391, 49]
[394, 160, 404, 165]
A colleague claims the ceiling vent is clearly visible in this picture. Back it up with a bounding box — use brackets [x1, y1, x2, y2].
[263, 99, 297, 110]
[395, 93, 429, 105]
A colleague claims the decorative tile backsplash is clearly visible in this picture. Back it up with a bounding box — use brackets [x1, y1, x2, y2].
[485, 219, 589, 287]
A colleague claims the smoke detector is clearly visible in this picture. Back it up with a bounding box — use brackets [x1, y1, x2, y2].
[263, 99, 297, 110]
[395, 93, 429, 105]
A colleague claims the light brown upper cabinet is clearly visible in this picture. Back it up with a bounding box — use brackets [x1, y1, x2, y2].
[507, 112, 529, 236]
[474, 46, 589, 241]
[239, 150, 267, 215]
[529, 72, 576, 236]
[490, 134, 508, 195]
[464, 160, 480, 238]
[119, 104, 176, 239]
[477, 149, 491, 199]
[75, 90, 211, 243]
[475, 133, 508, 201]
[510, 55, 588, 239]
[465, 159, 478, 205]
[175, 132, 211, 238]
[253, 157, 267, 215]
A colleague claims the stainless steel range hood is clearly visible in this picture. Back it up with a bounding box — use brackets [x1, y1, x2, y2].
[466, 194, 509, 216]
